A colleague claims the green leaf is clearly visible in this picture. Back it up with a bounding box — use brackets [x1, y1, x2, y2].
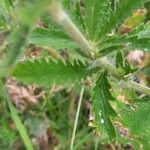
[74, 1, 86, 30]
[12, 58, 97, 87]
[85, 0, 111, 40]
[134, 23, 150, 39]
[0, 119, 16, 149]
[1, 0, 13, 13]
[116, 51, 124, 69]
[15, 0, 51, 26]
[121, 100, 150, 141]
[92, 72, 117, 140]
[98, 32, 150, 56]
[96, 0, 150, 41]
[7, 100, 34, 150]
[116, 51, 133, 75]
[30, 28, 78, 49]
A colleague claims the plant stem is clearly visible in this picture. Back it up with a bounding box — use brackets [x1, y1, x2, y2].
[128, 81, 150, 95]
[49, 1, 95, 58]
[94, 138, 99, 150]
[95, 57, 125, 80]
[120, 80, 150, 95]
[49, 2, 124, 79]
[70, 86, 85, 150]
[49, 1, 150, 95]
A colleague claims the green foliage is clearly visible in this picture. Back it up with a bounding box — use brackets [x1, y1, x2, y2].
[13, 58, 97, 87]
[122, 101, 150, 135]
[7, 101, 34, 150]
[0, 0, 150, 149]
[92, 72, 117, 140]
[2, 26, 31, 71]
[0, 80, 34, 150]
[95, 0, 149, 41]
[98, 32, 150, 56]
[133, 23, 150, 39]
[30, 28, 78, 49]
[116, 51, 135, 75]
[0, 119, 16, 149]
[85, 0, 111, 40]
[120, 100, 150, 149]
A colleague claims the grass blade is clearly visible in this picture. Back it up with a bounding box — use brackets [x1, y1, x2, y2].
[0, 79, 34, 150]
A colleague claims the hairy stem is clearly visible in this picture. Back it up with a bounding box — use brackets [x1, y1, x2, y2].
[120, 80, 150, 95]
[70, 86, 85, 150]
[128, 81, 150, 95]
[49, 1, 150, 95]
[49, 2, 124, 79]
[95, 58, 124, 80]
[49, 2, 95, 58]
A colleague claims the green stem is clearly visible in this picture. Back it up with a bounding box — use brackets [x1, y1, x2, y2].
[49, 2, 95, 58]
[49, 1, 150, 95]
[96, 57, 124, 80]
[128, 81, 150, 95]
[94, 138, 99, 150]
[70, 86, 85, 150]
[120, 80, 150, 95]
[49, 2, 123, 79]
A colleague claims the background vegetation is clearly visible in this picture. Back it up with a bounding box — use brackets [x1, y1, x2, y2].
[0, 0, 150, 149]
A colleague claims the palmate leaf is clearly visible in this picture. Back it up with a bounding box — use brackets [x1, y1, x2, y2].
[12, 58, 97, 87]
[92, 72, 117, 140]
[29, 28, 78, 50]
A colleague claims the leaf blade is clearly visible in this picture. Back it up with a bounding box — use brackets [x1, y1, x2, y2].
[13, 59, 97, 87]
[92, 72, 117, 140]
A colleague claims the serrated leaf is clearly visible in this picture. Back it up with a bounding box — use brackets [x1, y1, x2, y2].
[96, 0, 150, 41]
[12, 58, 97, 87]
[29, 28, 78, 49]
[74, 1, 86, 30]
[128, 23, 150, 39]
[98, 32, 150, 56]
[92, 72, 117, 140]
[85, 0, 111, 40]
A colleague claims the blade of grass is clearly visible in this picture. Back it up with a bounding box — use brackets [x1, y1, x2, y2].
[70, 86, 85, 150]
[0, 79, 34, 150]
